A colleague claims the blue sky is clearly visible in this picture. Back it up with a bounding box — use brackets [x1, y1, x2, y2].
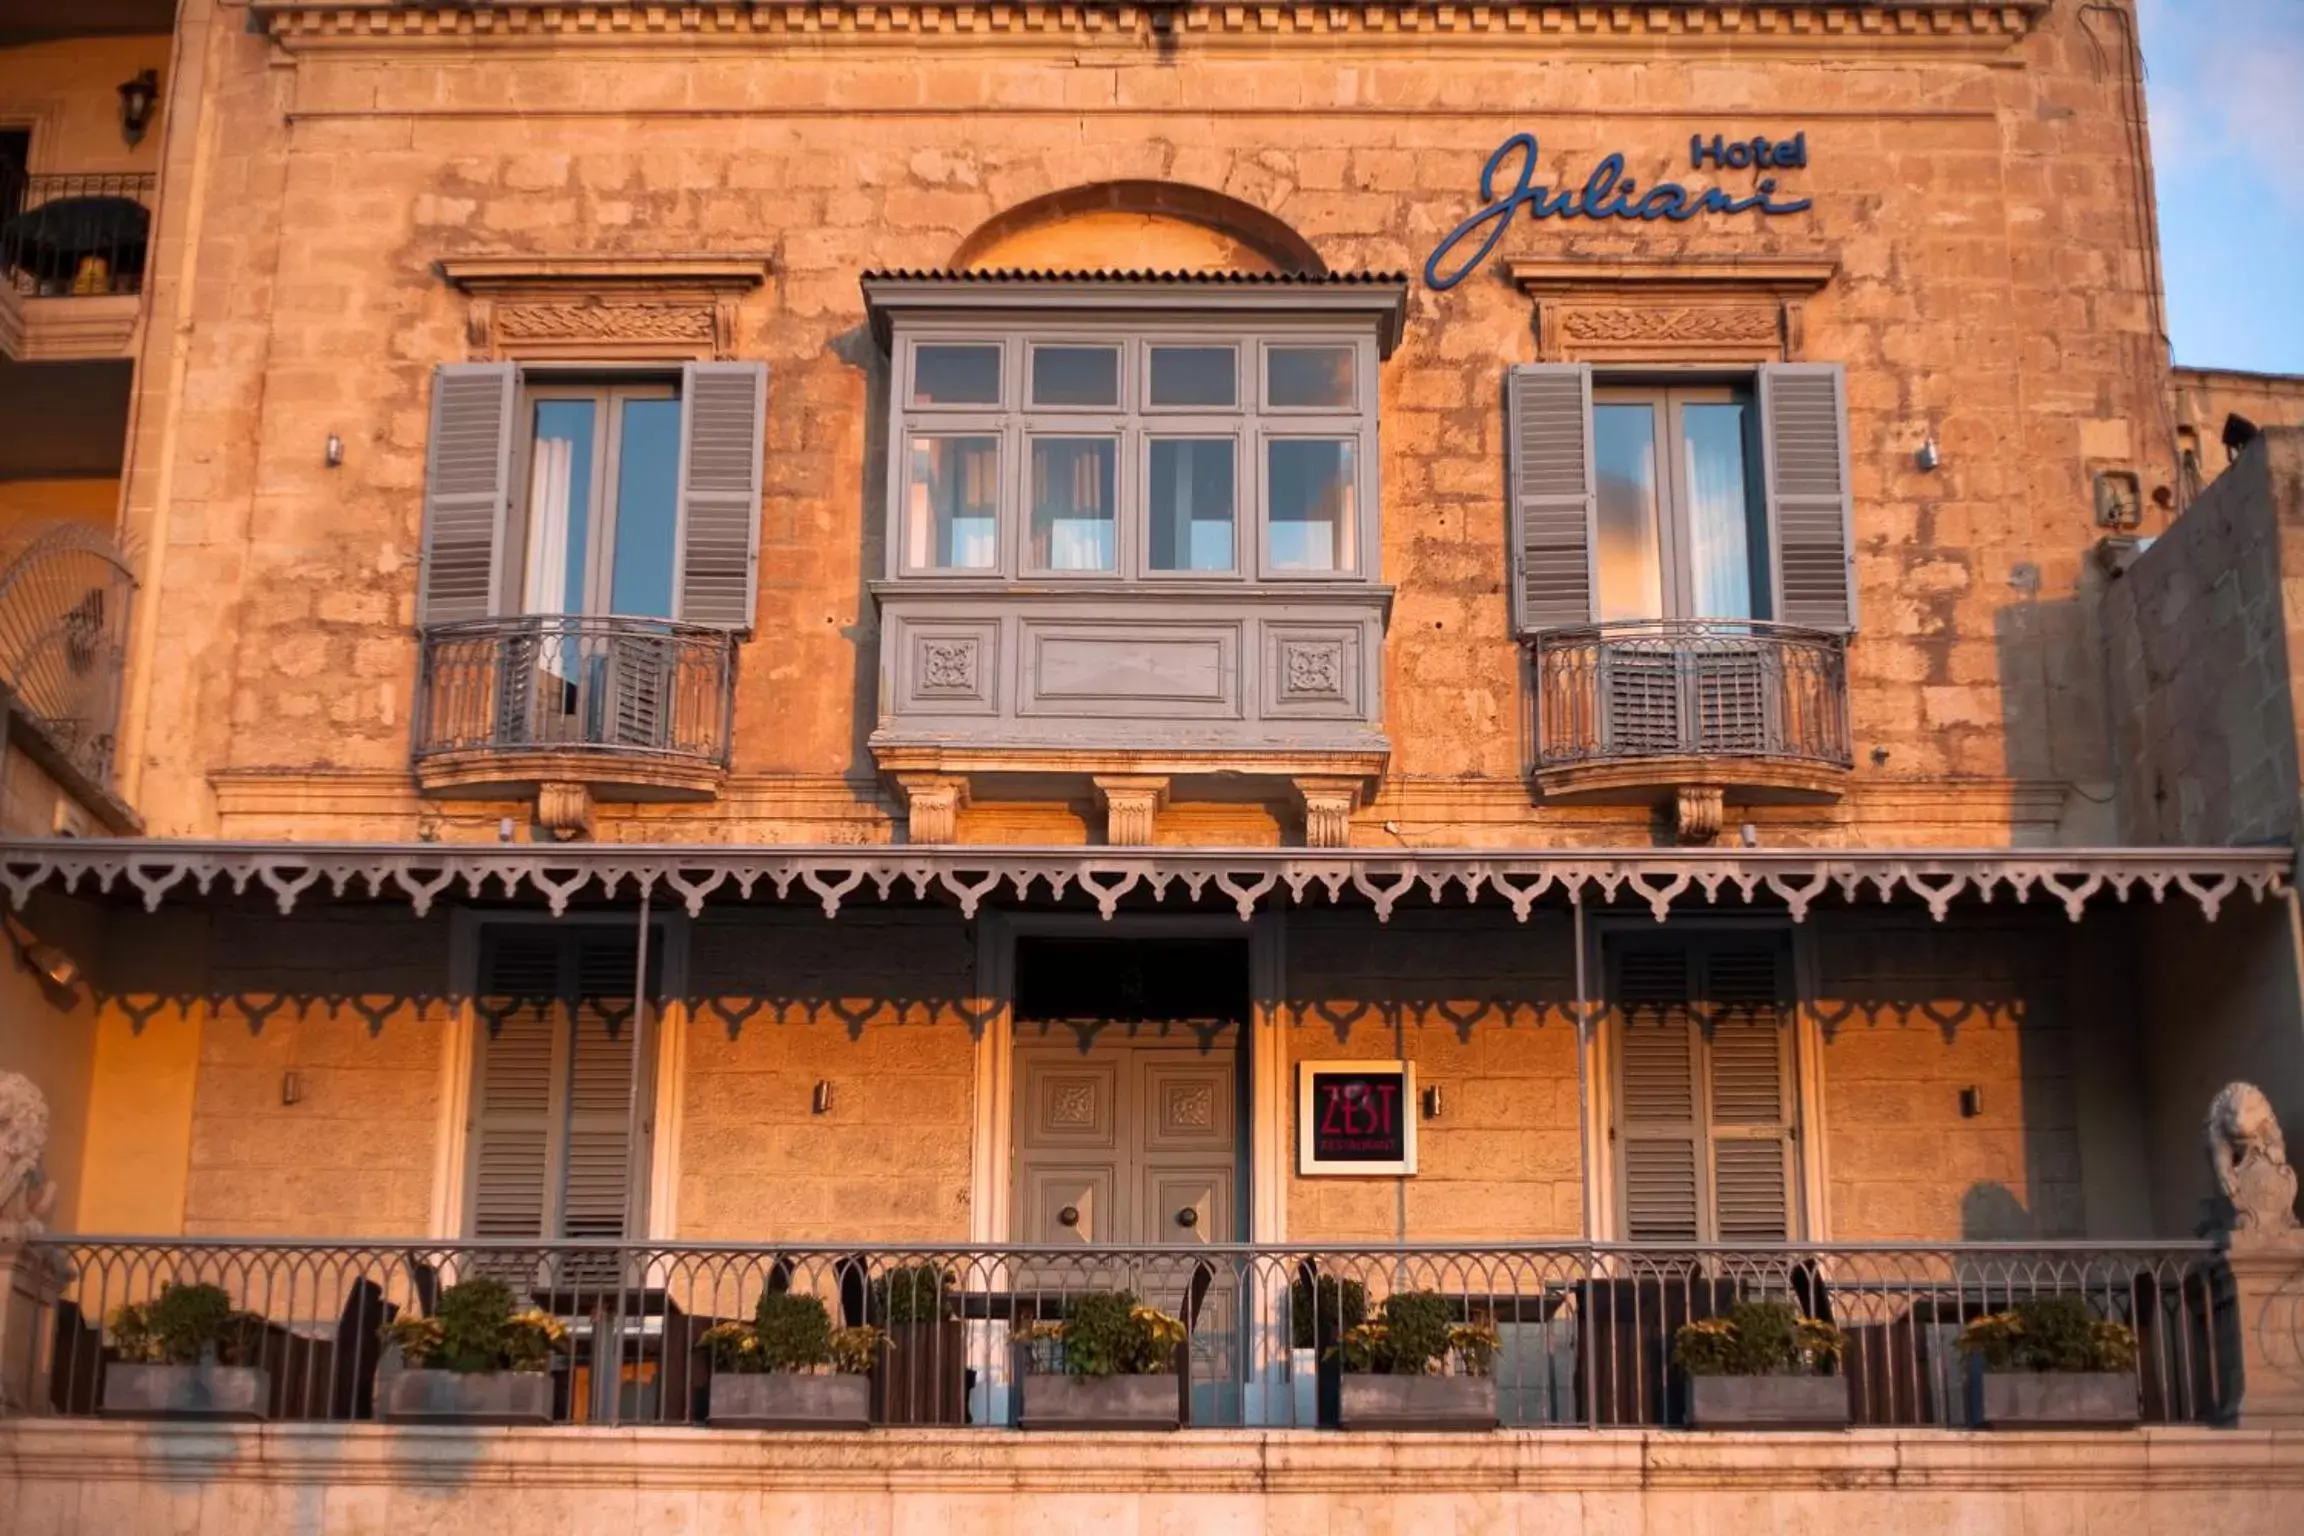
[2139, 0, 2304, 375]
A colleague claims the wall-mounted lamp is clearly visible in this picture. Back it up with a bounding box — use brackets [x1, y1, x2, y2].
[2, 912, 79, 990]
[325, 434, 344, 469]
[1958, 1086, 1984, 1119]
[812, 1081, 835, 1115]
[118, 70, 160, 148]
[1915, 434, 1941, 473]
[282, 1070, 304, 1107]
[1420, 1084, 1444, 1120]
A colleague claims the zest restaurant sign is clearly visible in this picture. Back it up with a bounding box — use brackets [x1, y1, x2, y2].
[1423, 131, 1814, 290]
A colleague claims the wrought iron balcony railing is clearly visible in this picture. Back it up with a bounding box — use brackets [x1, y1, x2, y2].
[0, 522, 135, 785]
[414, 615, 735, 768]
[25, 1237, 2231, 1430]
[1532, 620, 1852, 772]
[0, 171, 156, 298]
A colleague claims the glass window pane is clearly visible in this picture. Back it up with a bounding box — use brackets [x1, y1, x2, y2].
[1266, 438, 1356, 572]
[1148, 438, 1236, 573]
[904, 435, 1000, 570]
[526, 400, 596, 615]
[1149, 346, 1237, 408]
[1266, 345, 1356, 409]
[608, 397, 680, 618]
[1593, 404, 1664, 622]
[1030, 346, 1121, 408]
[1029, 437, 1118, 572]
[1681, 401, 1769, 621]
[911, 344, 1001, 407]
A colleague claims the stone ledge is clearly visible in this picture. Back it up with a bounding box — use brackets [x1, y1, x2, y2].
[1, 1421, 2297, 1495]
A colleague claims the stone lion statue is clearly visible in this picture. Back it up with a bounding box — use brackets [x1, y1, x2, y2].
[0, 1070, 59, 1240]
[2208, 1081, 2302, 1244]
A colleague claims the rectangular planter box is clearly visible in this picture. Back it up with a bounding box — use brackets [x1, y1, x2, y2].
[100, 1363, 269, 1421]
[380, 1368, 554, 1426]
[873, 1319, 966, 1425]
[1336, 1373, 1498, 1431]
[708, 1371, 870, 1430]
[1969, 1370, 2139, 1428]
[1019, 1373, 1181, 1430]
[1686, 1374, 1851, 1429]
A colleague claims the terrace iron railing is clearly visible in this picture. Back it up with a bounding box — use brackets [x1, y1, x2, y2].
[0, 523, 135, 785]
[24, 1238, 2231, 1430]
[0, 171, 156, 298]
[413, 615, 736, 769]
[1532, 620, 1852, 771]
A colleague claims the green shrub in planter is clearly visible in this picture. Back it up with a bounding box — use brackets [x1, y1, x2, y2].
[1674, 1300, 1845, 1378]
[1026, 1291, 1186, 1379]
[383, 1276, 568, 1373]
[1957, 1295, 2138, 1374]
[870, 1264, 956, 1325]
[701, 1291, 884, 1376]
[1334, 1291, 1498, 1377]
[1289, 1273, 1369, 1351]
[110, 1282, 266, 1366]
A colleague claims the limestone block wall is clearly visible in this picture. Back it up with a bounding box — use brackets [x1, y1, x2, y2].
[1810, 912, 2088, 1241]
[117, 2, 2174, 849]
[2173, 366, 2304, 495]
[677, 911, 977, 1243]
[2106, 430, 2304, 847]
[1281, 910, 1581, 1242]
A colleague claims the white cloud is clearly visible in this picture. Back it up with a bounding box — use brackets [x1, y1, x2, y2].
[2141, 0, 2304, 210]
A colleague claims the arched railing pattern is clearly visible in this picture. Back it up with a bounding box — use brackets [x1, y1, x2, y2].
[0, 521, 136, 784]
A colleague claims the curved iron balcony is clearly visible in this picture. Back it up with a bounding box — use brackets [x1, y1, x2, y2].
[1532, 619, 1851, 773]
[414, 615, 735, 772]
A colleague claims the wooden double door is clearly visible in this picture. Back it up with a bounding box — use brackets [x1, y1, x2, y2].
[1012, 1028, 1241, 1248]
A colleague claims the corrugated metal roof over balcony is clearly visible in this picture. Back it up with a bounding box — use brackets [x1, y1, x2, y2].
[860, 268, 1412, 351]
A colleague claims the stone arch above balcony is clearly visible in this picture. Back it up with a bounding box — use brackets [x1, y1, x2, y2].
[950, 181, 1327, 277]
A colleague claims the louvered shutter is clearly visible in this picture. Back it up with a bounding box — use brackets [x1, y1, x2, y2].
[1700, 945, 1794, 1243]
[605, 631, 669, 750]
[562, 933, 644, 1247]
[1602, 648, 1682, 756]
[1505, 364, 1597, 636]
[470, 932, 563, 1242]
[1758, 363, 1856, 631]
[418, 364, 518, 625]
[674, 361, 767, 629]
[1692, 647, 1770, 755]
[1616, 948, 1704, 1244]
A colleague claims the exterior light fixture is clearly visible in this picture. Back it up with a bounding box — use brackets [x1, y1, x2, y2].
[118, 70, 160, 147]
[1915, 434, 1941, 472]
[3, 913, 79, 990]
[325, 434, 345, 468]
[813, 1081, 835, 1115]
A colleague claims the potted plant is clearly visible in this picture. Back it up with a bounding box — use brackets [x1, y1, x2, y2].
[1957, 1295, 2139, 1427]
[701, 1291, 883, 1429]
[102, 1282, 272, 1420]
[1332, 1290, 1500, 1430]
[1018, 1290, 1188, 1430]
[1290, 1271, 1368, 1427]
[379, 1276, 569, 1425]
[869, 1262, 965, 1424]
[1674, 1299, 1849, 1429]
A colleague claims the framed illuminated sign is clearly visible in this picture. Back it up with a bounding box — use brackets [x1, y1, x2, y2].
[1298, 1060, 1417, 1177]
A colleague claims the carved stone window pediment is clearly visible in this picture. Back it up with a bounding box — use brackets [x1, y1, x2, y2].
[437, 256, 773, 362]
[1509, 256, 1838, 364]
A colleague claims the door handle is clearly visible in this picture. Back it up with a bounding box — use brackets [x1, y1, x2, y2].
[1175, 1207, 1199, 1229]
[1057, 1205, 1080, 1229]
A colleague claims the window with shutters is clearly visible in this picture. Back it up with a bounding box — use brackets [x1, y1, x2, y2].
[412, 360, 760, 786]
[1608, 936, 1800, 1245]
[466, 925, 663, 1245]
[1515, 362, 1855, 783]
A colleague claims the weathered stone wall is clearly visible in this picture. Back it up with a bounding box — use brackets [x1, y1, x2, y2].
[1282, 910, 1582, 1241]
[2173, 366, 2304, 495]
[2105, 431, 2304, 846]
[117, 2, 2172, 849]
[1810, 911, 2088, 1241]
[678, 911, 977, 1243]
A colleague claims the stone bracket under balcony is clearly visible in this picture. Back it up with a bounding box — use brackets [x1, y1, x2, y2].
[1528, 620, 1853, 843]
[871, 585, 1389, 846]
[413, 616, 737, 839]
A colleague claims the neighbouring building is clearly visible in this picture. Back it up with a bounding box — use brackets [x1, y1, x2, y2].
[1, 1, 2302, 1529]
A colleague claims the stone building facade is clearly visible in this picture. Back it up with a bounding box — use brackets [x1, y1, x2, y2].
[2, 2, 2303, 1531]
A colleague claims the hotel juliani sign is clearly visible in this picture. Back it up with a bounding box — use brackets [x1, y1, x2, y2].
[1425, 131, 1814, 290]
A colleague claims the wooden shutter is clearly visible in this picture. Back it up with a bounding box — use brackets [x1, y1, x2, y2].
[470, 931, 562, 1241]
[1758, 363, 1856, 631]
[1692, 647, 1770, 754]
[419, 364, 518, 625]
[1505, 363, 1597, 636]
[563, 933, 644, 1245]
[674, 361, 767, 629]
[1700, 944, 1795, 1244]
[1602, 649, 1682, 756]
[605, 631, 669, 750]
[1615, 947, 1703, 1244]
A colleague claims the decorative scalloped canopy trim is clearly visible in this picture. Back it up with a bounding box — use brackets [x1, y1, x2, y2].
[0, 841, 2280, 926]
[250, 2, 2045, 51]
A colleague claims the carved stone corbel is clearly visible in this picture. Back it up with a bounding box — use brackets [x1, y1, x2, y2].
[897, 774, 970, 845]
[1092, 776, 1169, 847]
[535, 781, 594, 842]
[1674, 785, 1726, 846]
[1293, 777, 1365, 850]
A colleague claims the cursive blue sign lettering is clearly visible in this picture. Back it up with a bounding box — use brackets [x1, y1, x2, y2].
[1423, 132, 1814, 291]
